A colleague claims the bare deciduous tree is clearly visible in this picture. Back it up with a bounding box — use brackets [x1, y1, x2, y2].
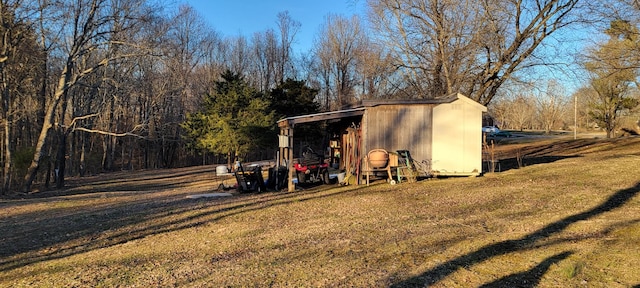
[509, 94, 536, 131]
[251, 29, 278, 92]
[24, 0, 153, 192]
[0, 0, 45, 193]
[584, 20, 640, 138]
[367, 0, 582, 105]
[229, 35, 250, 75]
[536, 80, 568, 133]
[315, 14, 367, 108]
[356, 41, 396, 100]
[276, 11, 300, 83]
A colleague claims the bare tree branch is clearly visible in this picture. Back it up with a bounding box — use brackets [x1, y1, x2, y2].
[72, 127, 146, 139]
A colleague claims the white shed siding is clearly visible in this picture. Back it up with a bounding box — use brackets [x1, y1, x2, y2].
[432, 102, 463, 174]
[431, 95, 485, 175]
[463, 101, 484, 173]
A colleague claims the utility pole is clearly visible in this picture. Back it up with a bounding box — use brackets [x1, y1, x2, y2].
[574, 94, 577, 140]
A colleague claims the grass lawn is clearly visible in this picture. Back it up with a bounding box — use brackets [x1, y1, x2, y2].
[1, 137, 639, 287]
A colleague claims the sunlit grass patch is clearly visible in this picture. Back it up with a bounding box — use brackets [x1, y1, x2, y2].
[1, 137, 639, 287]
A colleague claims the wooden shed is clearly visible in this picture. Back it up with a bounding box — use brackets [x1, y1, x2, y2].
[277, 93, 487, 192]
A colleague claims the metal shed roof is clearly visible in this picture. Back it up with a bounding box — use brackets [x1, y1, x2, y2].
[277, 107, 366, 128]
[276, 93, 485, 128]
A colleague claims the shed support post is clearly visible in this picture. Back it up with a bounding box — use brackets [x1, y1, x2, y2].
[279, 126, 295, 192]
[287, 128, 294, 192]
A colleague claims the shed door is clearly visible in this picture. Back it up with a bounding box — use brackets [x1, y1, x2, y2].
[432, 103, 463, 173]
[431, 101, 482, 175]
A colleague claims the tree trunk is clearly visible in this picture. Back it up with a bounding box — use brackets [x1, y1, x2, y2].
[127, 137, 133, 170]
[1, 64, 12, 194]
[605, 110, 615, 139]
[102, 96, 116, 171]
[3, 116, 10, 194]
[121, 138, 126, 169]
[80, 134, 86, 177]
[54, 60, 71, 189]
[55, 127, 67, 189]
[24, 62, 71, 192]
[144, 139, 149, 169]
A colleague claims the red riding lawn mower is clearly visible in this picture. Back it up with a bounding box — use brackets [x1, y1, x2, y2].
[294, 147, 330, 185]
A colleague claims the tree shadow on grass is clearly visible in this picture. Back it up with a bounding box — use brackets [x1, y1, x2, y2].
[391, 181, 640, 287]
[0, 184, 368, 273]
[478, 251, 573, 288]
[6, 167, 221, 199]
[496, 155, 580, 172]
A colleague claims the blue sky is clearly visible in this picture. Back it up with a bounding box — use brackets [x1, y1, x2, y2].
[181, 0, 365, 53]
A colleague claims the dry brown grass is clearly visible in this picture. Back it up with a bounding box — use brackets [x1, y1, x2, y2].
[1, 137, 639, 287]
